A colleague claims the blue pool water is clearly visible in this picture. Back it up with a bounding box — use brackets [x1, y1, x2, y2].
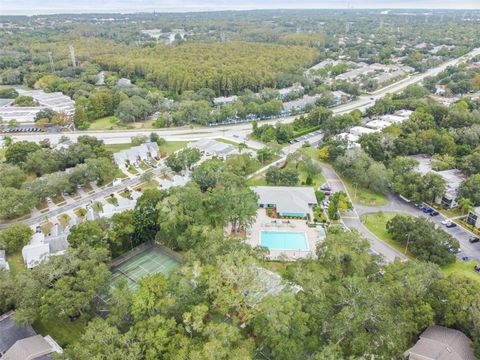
[260, 231, 308, 251]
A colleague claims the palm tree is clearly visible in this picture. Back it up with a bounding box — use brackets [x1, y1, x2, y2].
[458, 197, 474, 215]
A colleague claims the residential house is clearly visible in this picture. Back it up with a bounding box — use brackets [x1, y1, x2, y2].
[0, 311, 63, 359]
[113, 141, 159, 168]
[22, 224, 69, 269]
[188, 139, 251, 159]
[406, 325, 477, 360]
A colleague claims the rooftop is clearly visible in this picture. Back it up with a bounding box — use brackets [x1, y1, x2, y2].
[0, 312, 37, 356]
[252, 186, 317, 216]
[407, 326, 477, 360]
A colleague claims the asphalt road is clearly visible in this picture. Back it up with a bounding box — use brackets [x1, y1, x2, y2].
[320, 164, 407, 262]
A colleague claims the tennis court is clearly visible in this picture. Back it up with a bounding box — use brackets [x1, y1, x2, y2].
[110, 247, 180, 292]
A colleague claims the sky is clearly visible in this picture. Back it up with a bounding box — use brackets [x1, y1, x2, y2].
[1, 0, 480, 15]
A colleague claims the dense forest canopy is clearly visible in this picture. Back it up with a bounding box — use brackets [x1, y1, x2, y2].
[95, 42, 318, 95]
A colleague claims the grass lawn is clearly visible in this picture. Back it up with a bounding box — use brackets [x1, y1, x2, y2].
[36, 200, 48, 211]
[128, 165, 140, 175]
[139, 162, 149, 171]
[40, 222, 53, 235]
[105, 143, 134, 153]
[7, 251, 26, 276]
[119, 189, 131, 199]
[33, 317, 85, 347]
[343, 178, 388, 206]
[246, 174, 268, 186]
[83, 183, 93, 193]
[159, 141, 188, 155]
[0, 147, 5, 161]
[91, 201, 104, 212]
[74, 208, 87, 219]
[134, 179, 159, 192]
[51, 194, 65, 205]
[88, 116, 123, 130]
[443, 261, 480, 284]
[105, 195, 119, 206]
[57, 214, 71, 228]
[362, 212, 414, 258]
[115, 169, 128, 179]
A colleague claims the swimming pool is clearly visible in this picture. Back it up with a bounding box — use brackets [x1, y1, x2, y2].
[260, 231, 308, 251]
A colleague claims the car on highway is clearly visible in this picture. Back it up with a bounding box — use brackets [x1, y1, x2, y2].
[469, 237, 480, 244]
[441, 219, 450, 225]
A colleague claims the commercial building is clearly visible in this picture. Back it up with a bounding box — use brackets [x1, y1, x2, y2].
[252, 186, 317, 219]
[467, 207, 480, 229]
[0, 89, 75, 124]
[412, 155, 466, 208]
[406, 326, 477, 360]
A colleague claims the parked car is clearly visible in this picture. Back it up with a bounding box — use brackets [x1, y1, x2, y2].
[423, 207, 433, 213]
[323, 191, 331, 196]
[474, 264, 480, 273]
[446, 222, 457, 228]
[320, 183, 331, 191]
[469, 237, 480, 244]
[441, 219, 450, 225]
[430, 211, 439, 216]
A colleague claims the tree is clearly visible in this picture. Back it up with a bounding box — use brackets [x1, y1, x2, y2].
[132, 189, 165, 244]
[166, 148, 201, 172]
[0, 164, 26, 188]
[386, 215, 458, 265]
[68, 220, 109, 250]
[191, 158, 225, 192]
[253, 293, 310, 360]
[459, 174, 480, 206]
[60, 319, 141, 359]
[265, 167, 299, 186]
[215, 186, 258, 232]
[131, 135, 148, 146]
[0, 223, 33, 254]
[0, 187, 34, 219]
[458, 197, 474, 215]
[5, 141, 40, 165]
[225, 154, 260, 177]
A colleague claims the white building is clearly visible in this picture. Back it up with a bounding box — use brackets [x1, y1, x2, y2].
[365, 119, 392, 130]
[0, 250, 9, 271]
[0, 89, 75, 124]
[213, 95, 238, 107]
[349, 126, 378, 136]
[113, 142, 159, 168]
[188, 139, 250, 159]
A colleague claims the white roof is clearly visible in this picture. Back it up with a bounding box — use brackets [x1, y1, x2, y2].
[252, 186, 317, 215]
[349, 126, 377, 136]
[188, 139, 238, 158]
[213, 95, 238, 106]
[379, 114, 408, 124]
[22, 243, 50, 269]
[365, 120, 392, 130]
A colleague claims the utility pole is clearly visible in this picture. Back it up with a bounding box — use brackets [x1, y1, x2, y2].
[69, 45, 76, 68]
[404, 233, 411, 254]
[47, 51, 54, 72]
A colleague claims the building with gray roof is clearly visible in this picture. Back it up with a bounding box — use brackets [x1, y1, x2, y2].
[188, 139, 248, 159]
[406, 326, 477, 360]
[252, 186, 317, 218]
[113, 141, 159, 168]
[0, 311, 62, 359]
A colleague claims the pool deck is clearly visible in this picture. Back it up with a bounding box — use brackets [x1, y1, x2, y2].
[247, 209, 323, 260]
